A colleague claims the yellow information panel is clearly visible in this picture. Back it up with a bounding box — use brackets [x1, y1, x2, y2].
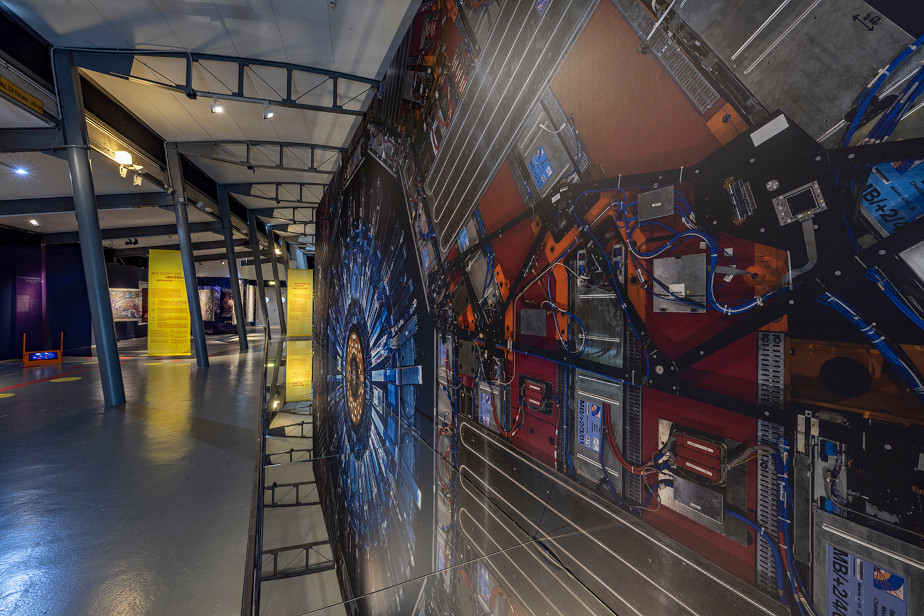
[286, 339, 313, 402]
[148, 249, 191, 356]
[287, 269, 314, 337]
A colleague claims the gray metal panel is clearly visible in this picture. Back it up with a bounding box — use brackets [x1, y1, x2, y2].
[426, 0, 599, 254]
[571, 370, 623, 490]
[515, 103, 575, 199]
[652, 252, 707, 313]
[677, 0, 919, 140]
[812, 510, 924, 616]
[573, 280, 624, 369]
[673, 476, 724, 526]
[638, 185, 676, 222]
[540, 88, 591, 173]
[519, 307, 548, 337]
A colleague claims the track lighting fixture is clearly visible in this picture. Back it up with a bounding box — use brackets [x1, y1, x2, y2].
[210, 97, 224, 113]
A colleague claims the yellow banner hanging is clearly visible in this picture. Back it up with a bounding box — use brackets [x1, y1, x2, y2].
[287, 269, 314, 337]
[286, 339, 313, 402]
[147, 249, 191, 356]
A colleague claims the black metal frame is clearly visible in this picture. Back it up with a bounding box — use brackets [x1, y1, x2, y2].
[176, 140, 344, 174]
[69, 49, 379, 116]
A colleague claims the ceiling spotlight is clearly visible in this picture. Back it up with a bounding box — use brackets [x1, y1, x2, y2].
[210, 97, 224, 113]
[113, 151, 133, 165]
[274, 247, 282, 255]
[14, 167, 28, 176]
[263, 102, 274, 119]
[28, 218, 40, 227]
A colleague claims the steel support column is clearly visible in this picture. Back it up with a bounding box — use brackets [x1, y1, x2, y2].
[52, 51, 125, 406]
[266, 225, 287, 335]
[165, 143, 209, 367]
[248, 211, 272, 338]
[217, 186, 248, 351]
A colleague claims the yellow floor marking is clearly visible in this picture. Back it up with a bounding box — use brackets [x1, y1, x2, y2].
[0, 393, 14, 398]
[50, 377, 82, 382]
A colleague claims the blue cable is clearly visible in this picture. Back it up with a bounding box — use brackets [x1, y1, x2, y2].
[816, 292, 924, 402]
[868, 64, 924, 141]
[842, 34, 924, 146]
[725, 508, 787, 605]
[867, 267, 924, 332]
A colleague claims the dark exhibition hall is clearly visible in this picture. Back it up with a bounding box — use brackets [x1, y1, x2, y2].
[0, 1, 923, 615]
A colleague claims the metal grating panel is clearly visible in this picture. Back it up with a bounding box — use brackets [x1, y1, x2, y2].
[624, 332, 644, 503]
[756, 419, 784, 595]
[556, 364, 568, 474]
[755, 331, 786, 596]
[757, 331, 785, 407]
[611, 0, 719, 114]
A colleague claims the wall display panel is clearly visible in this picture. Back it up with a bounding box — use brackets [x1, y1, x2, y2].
[314, 153, 434, 615]
[109, 288, 142, 322]
[148, 249, 190, 356]
[287, 268, 314, 336]
[309, 3, 924, 615]
[197, 288, 216, 322]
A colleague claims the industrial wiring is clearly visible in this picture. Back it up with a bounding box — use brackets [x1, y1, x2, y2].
[774, 450, 818, 616]
[866, 63, 924, 142]
[602, 395, 660, 476]
[476, 368, 524, 439]
[841, 33, 924, 146]
[815, 292, 924, 403]
[867, 267, 924, 331]
[724, 508, 787, 605]
[571, 193, 651, 382]
[556, 384, 579, 480]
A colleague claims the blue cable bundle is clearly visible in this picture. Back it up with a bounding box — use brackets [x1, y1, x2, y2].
[841, 34, 924, 146]
[867, 267, 924, 331]
[816, 292, 924, 403]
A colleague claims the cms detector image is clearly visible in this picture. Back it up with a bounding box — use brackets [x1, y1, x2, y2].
[314, 156, 435, 614]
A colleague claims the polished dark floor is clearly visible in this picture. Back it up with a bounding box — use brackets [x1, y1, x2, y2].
[0, 333, 265, 615]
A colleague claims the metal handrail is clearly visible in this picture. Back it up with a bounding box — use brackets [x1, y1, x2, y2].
[241, 328, 270, 616]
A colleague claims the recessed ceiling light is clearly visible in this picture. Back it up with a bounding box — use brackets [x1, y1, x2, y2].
[28, 218, 40, 227]
[263, 101, 274, 119]
[113, 151, 133, 165]
[210, 97, 224, 113]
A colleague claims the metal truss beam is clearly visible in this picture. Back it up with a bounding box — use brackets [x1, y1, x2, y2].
[0, 191, 173, 217]
[250, 207, 315, 222]
[195, 248, 253, 263]
[69, 49, 378, 116]
[223, 182, 324, 206]
[0, 127, 64, 152]
[45, 220, 222, 244]
[115, 238, 246, 256]
[175, 140, 342, 174]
